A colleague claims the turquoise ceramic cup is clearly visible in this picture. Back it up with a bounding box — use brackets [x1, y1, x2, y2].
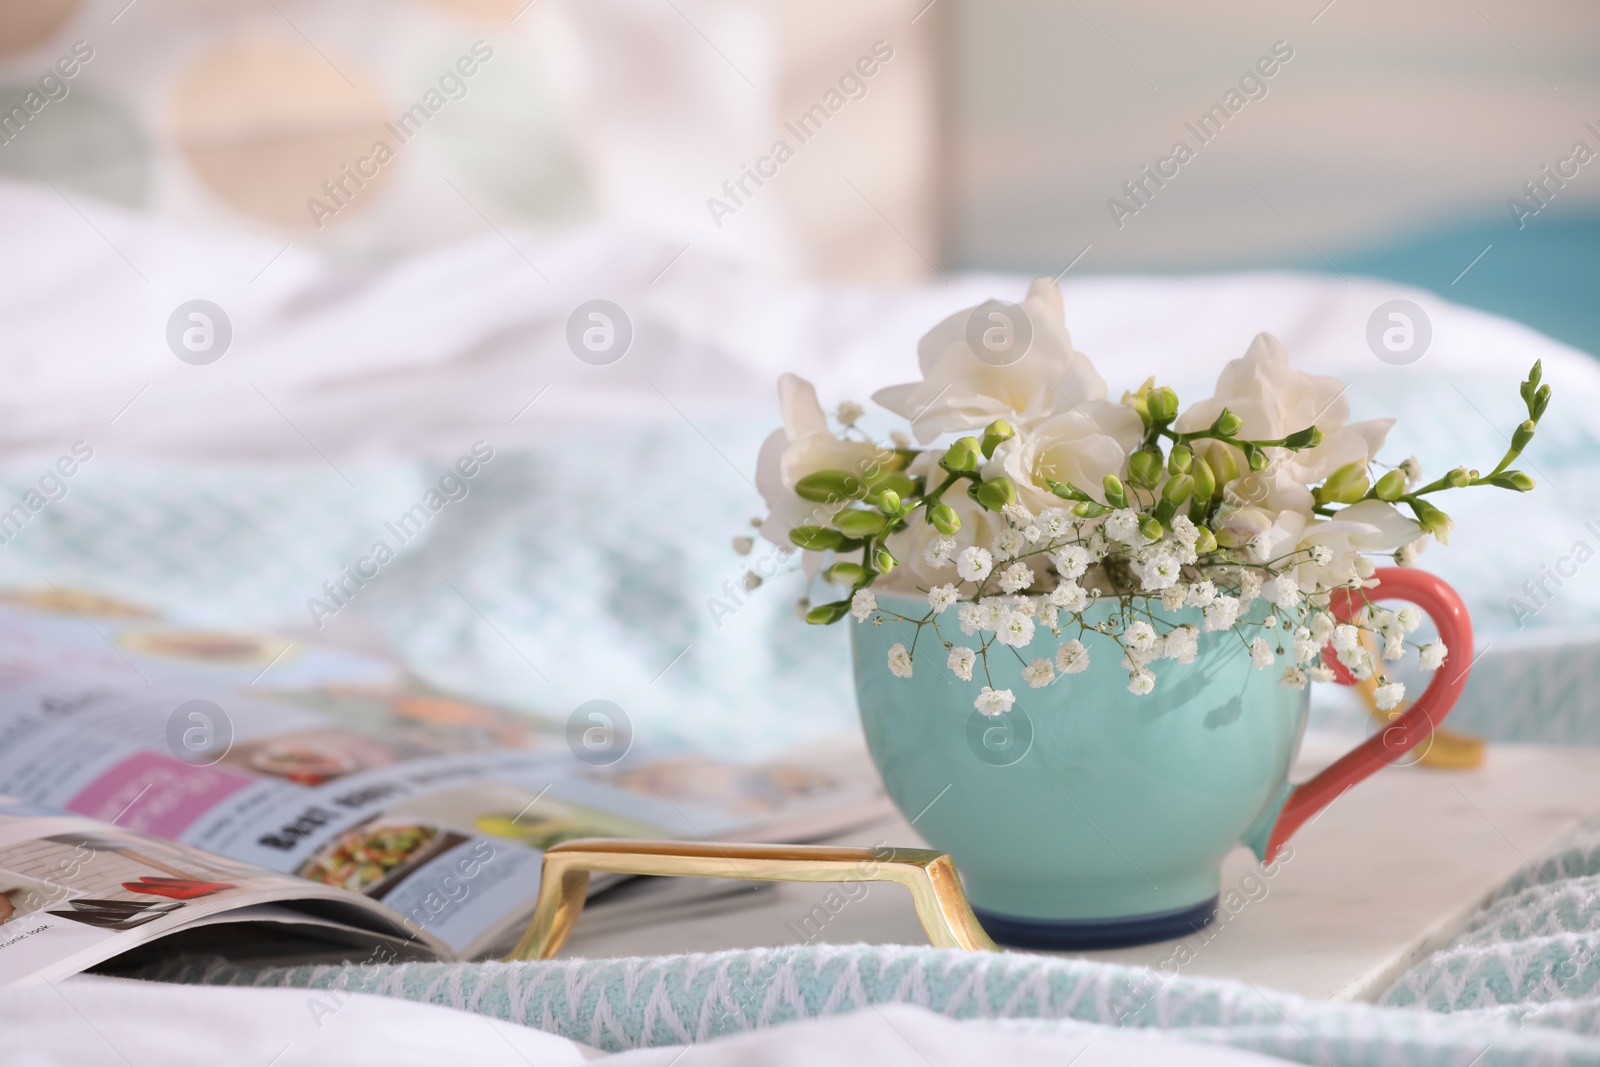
[850, 568, 1472, 949]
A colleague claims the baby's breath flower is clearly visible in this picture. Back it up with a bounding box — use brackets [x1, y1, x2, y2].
[887, 643, 914, 678]
[1106, 509, 1141, 544]
[1186, 580, 1218, 608]
[1022, 658, 1056, 688]
[1263, 615, 1278, 629]
[836, 400, 865, 427]
[1279, 665, 1309, 689]
[925, 537, 957, 568]
[1292, 627, 1318, 664]
[994, 528, 1027, 561]
[1002, 502, 1035, 527]
[1250, 637, 1275, 669]
[1396, 606, 1423, 633]
[998, 561, 1034, 594]
[1050, 544, 1090, 580]
[947, 645, 976, 681]
[956, 546, 994, 582]
[850, 589, 877, 621]
[1374, 681, 1406, 710]
[1127, 669, 1156, 695]
[1164, 625, 1198, 664]
[1264, 574, 1301, 610]
[1418, 641, 1448, 670]
[1310, 545, 1333, 566]
[1308, 613, 1335, 645]
[1056, 639, 1090, 674]
[1203, 595, 1240, 632]
[732, 536, 754, 555]
[994, 610, 1036, 648]
[1170, 514, 1199, 545]
[928, 584, 959, 613]
[1139, 552, 1182, 592]
[1382, 634, 1405, 661]
[1022, 525, 1042, 544]
[1038, 602, 1059, 629]
[1238, 570, 1262, 605]
[974, 686, 1015, 716]
[1160, 584, 1188, 612]
[1308, 664, 1335, 683]
[1037, 508, 1070, 538]
[1125, 620, 1159, 654]
[958, 602, 986, 635]
[1048, 580, 1088, 613]
[1332, 624, 1361, 653]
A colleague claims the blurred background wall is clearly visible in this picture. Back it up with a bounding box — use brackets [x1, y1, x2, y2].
[0, 0, 1593, 350]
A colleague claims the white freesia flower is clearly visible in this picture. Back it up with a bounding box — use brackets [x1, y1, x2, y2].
[887, 644, 914, 678]
[755, 374, 888, 563]
[1290, 499, 1423, 590]
[956, 546, 994, 583]
[873, 277, 1114, 442]
[975, 686, 1016, 716]
[983, 407, 1144, 514]
[929, 584, 960, 613]
[850, 589, 876, 621]
[948, 645, 976, 681]
[1056, 639, 1090, 673]
[1022, 658, 1056, 688]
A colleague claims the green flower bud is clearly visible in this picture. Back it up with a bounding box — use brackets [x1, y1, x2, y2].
[794, 469, 867, 503]
[980, 419, 1015, 459]
[1190, 456, 1216, 501]
[1162, 474, 1194, 504]
[1103, 473, 1128, 509]
[1073, 500, 1110, 518]
[928, 503, 961, 534]
[1282, 425, 1323, 450]
[1446, 467, 1473, 488]
[1511, 419, 1536, 452]
[1241, 443, 1269, 472]
[1047, 479, 1089, 501]
[1409, 499, 1454, 544]
[1488, 470, 1535, 491]
[877, 490, 902, 515]
[789, 525, 843, 551]
[866, 470, 917, 499]
[941, 437, 982, 472]
[1193, 525, 1217, 555]
[976, 476, 1018, 511]
[835, 510, 888, 538]
[1128, 448, 1162, 487]
[1214, 408, 1244, 437]
[804, 599, 852, 625]
[1145, 386, 1179, 424]
[1320, 461, 1370, 505]
[824, 562, 869, 586]
[1139, 516, 1164, 541]
[1205, 443, 1240, 484]
[1168, 444, 1193, 475]
[1534, 383, 1551, 419]
[1374, 469, 1406, 501]
[873, 546, 897, 573]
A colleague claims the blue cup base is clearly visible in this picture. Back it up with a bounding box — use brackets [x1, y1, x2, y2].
[973, 896, 1218, 951]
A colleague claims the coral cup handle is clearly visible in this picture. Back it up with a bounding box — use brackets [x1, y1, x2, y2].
[1262, 567, 1474, 862]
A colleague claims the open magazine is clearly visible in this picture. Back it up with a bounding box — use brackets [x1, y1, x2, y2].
[0, 588, 888, 985]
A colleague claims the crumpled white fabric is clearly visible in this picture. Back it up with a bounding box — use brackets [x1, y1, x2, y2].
[5, 975, 1295, 1066]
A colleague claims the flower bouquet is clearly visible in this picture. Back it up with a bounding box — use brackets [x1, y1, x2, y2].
[753, 278, 1549, 718]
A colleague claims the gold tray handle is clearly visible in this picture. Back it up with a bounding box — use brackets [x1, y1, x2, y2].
[505, 838, 999, 959]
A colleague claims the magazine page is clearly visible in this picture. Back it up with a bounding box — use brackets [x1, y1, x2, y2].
[0, 801, 446, 985]
[0, 588, 886, 958]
